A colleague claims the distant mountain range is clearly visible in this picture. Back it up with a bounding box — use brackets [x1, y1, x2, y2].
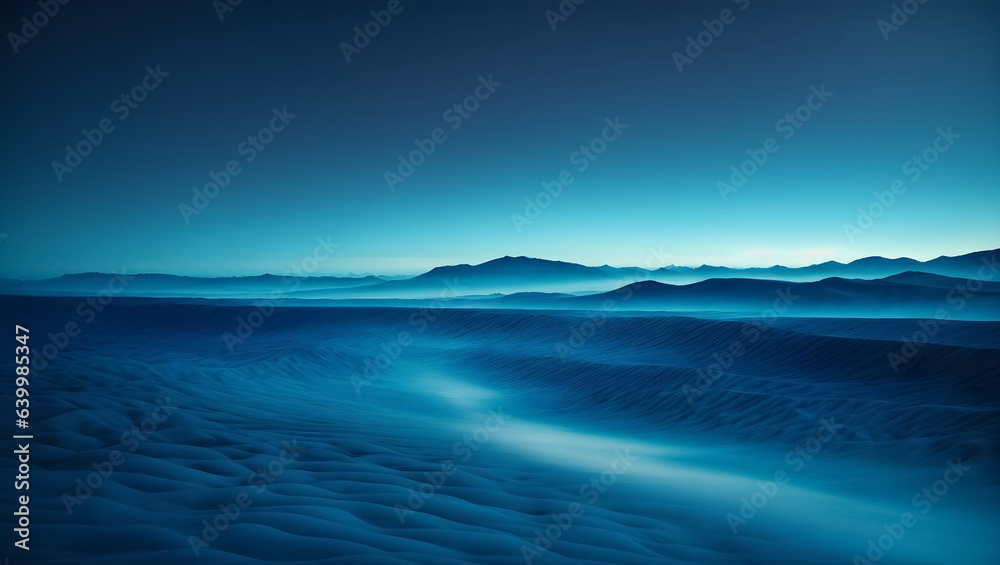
[280, 249, 1000, 298]
[611, 249, 998, 282]
[2, 249, 997, 304]
[0, 272, 386, 298]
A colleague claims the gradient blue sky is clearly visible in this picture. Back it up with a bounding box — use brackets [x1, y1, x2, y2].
[1, 0, 998, 278]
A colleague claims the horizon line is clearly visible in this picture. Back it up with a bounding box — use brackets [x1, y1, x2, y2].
[2, 246, 996, 281]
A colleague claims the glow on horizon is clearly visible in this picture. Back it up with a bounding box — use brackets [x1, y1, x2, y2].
[325, 244, 997, 278]
[4, 243, 996, 280]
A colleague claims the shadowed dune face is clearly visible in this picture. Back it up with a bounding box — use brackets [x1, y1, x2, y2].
[4, 296, 999, 564]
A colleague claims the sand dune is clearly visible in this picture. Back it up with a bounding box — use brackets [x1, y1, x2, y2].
[2, 296, 997, 564]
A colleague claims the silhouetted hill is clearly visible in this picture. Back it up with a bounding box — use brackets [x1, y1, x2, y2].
[545, 273, 1000, 319]
[881, 270, 1000, 291]
[0, 272, 384, 297]
[2, 249, 996, 301]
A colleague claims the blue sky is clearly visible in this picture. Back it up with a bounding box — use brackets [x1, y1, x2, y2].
[1, 0, 997, 278]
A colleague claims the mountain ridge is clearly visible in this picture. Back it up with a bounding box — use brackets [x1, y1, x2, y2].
[1, 249, 996, 300]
